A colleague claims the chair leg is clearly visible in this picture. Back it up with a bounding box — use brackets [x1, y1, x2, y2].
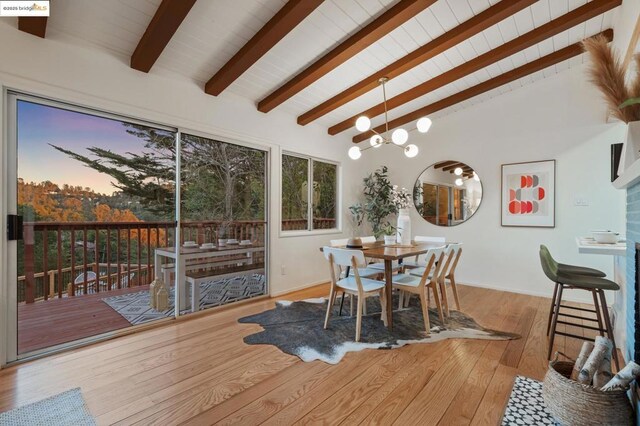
[547, 282, 559, 336]
[350, 294, 354, 317]
[398, 291, 404, 310]
[431, 282, 445, 323]
[439, 279, 450, 317]
[449, 275, 461, 311]
[356, 295, 364, 342]
[324, 286, 336, 329]
[592, 290, 605, 337]
[419, 289, 431, 334]
[548, 284, 564, 360]
[380, 290, 388, 327]
[339, 292, 345, 316]
[598, 289, 620, 370]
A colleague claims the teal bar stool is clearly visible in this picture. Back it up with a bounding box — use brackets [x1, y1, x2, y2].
[539, 245, 619, 369]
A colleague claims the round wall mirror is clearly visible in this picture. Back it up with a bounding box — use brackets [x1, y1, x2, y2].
[413, 161, 483, 227]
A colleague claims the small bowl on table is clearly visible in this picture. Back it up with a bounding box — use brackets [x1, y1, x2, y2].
[591, 231, 619, 244]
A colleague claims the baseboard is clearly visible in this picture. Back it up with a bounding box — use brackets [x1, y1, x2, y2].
[458, 280, 595, 303]
[269, 280, 329, 297]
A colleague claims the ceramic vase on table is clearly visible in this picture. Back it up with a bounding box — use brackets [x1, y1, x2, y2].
[396, 208, 411, 245]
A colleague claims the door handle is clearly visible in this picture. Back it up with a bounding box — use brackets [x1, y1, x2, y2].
[7, 214, 23, 241]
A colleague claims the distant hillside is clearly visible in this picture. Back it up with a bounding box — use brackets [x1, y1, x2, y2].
[17, 179, 154, 222]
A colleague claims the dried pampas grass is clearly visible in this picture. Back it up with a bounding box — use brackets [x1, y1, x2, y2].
[583, 34, 640, 123]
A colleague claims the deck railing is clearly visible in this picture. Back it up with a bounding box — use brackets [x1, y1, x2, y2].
[19, 218, 335, 304]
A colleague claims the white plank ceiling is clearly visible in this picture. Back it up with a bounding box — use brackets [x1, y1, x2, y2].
[23, 0, 620, 139]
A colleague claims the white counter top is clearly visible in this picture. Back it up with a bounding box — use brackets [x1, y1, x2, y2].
[576, 237, 626, 256]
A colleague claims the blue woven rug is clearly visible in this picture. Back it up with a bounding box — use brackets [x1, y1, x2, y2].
[0, 388, 95, 425]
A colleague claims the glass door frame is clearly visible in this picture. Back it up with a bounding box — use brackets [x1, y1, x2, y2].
[2, 91, 271, 364]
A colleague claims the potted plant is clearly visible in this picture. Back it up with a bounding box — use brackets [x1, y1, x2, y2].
[350, 166, 396, 240]
[381, 224, 396, 246]
[583, 35, 640, 174]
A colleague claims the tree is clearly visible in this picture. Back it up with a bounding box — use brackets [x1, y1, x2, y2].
[50, 124, 267, 223]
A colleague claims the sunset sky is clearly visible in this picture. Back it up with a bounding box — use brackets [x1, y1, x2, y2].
[17, 100, 161, 195]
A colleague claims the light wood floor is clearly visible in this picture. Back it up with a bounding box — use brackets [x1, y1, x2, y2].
[0, 283, 604, 425]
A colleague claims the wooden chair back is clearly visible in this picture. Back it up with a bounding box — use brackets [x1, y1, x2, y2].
[442, 243, 463, 279]
[414, 247, 444, 287]
[323, 247, 368, 294]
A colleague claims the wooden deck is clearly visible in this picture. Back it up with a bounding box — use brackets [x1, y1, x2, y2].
[18, 286, 150, 354]
[1, 283, 612, 424]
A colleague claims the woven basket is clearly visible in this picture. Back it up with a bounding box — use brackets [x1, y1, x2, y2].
[542, 359, 633, 426]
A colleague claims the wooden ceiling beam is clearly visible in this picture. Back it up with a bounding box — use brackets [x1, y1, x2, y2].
[205, 0, 324, 96]
[131, 0, 197, 73]
[333, 0, 621, 136]
[297, 0, 537, 126]
[18, 17, 47, 38]
[353, 29, 614, 143]
[257, 0, 436, 113]
[433, 160, 459, 169]
[442, 163, 467, 172]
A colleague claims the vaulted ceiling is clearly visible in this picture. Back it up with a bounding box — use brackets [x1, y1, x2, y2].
[13, 0, 621, 142]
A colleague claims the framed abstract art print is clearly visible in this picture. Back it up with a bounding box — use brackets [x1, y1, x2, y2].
[501, 160, 555, 227]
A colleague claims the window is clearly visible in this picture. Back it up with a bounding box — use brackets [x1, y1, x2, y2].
[420, 183, 466, 226]
[281, 153, 338, 232]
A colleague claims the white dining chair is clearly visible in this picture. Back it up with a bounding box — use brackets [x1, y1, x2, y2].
[329, 238, 381, 316]
[391, 247, 445, 333]
[323, 247, 387, 342]
[402, 236, 446, 270]
[441, 243, 463, 313]
[409, 243, 462, 316]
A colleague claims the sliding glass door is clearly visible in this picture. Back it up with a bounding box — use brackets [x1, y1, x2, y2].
[5, 92, 270, 361]
[6, 93, 179, 359]
[178, 132, 268, 315]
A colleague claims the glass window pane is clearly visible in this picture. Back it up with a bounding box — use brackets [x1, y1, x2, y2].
[312, 161, 337, 230]
[421, 183, 437, 223]
[437, 186, 449, 226]
[15, 99, 176, 354]
[180, 133, 268, 314]
[281, 155, 309, 231]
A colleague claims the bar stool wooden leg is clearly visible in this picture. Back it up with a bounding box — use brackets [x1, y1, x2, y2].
[598, 289, 620, 370]
[548, 283, 564, 360]
[592, 290, 605, 337]
[547, 282, 559, 336]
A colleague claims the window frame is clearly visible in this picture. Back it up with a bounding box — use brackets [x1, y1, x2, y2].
[280, 151, 341, 237]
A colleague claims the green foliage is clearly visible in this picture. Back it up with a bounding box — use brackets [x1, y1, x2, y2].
[620, 97, 640, 109]
[51, 125, 267, 222]
[351, 166, 396, 239]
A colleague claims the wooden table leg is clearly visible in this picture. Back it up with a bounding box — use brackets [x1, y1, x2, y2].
[384, 259, 393, 330]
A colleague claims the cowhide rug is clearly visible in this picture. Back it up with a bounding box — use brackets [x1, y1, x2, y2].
[239, 295, 520, 364]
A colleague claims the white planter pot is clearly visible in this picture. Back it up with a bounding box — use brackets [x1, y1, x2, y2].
[384, 235, 395, 245]
[396, 208, 411, 245]
[619, 120, 640, 175]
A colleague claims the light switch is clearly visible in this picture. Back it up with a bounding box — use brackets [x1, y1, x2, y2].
[574, 197, 589, 206]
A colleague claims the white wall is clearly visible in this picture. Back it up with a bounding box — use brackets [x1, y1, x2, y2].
[365, 65, 627, 302]
[0, 21, 364, 300]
